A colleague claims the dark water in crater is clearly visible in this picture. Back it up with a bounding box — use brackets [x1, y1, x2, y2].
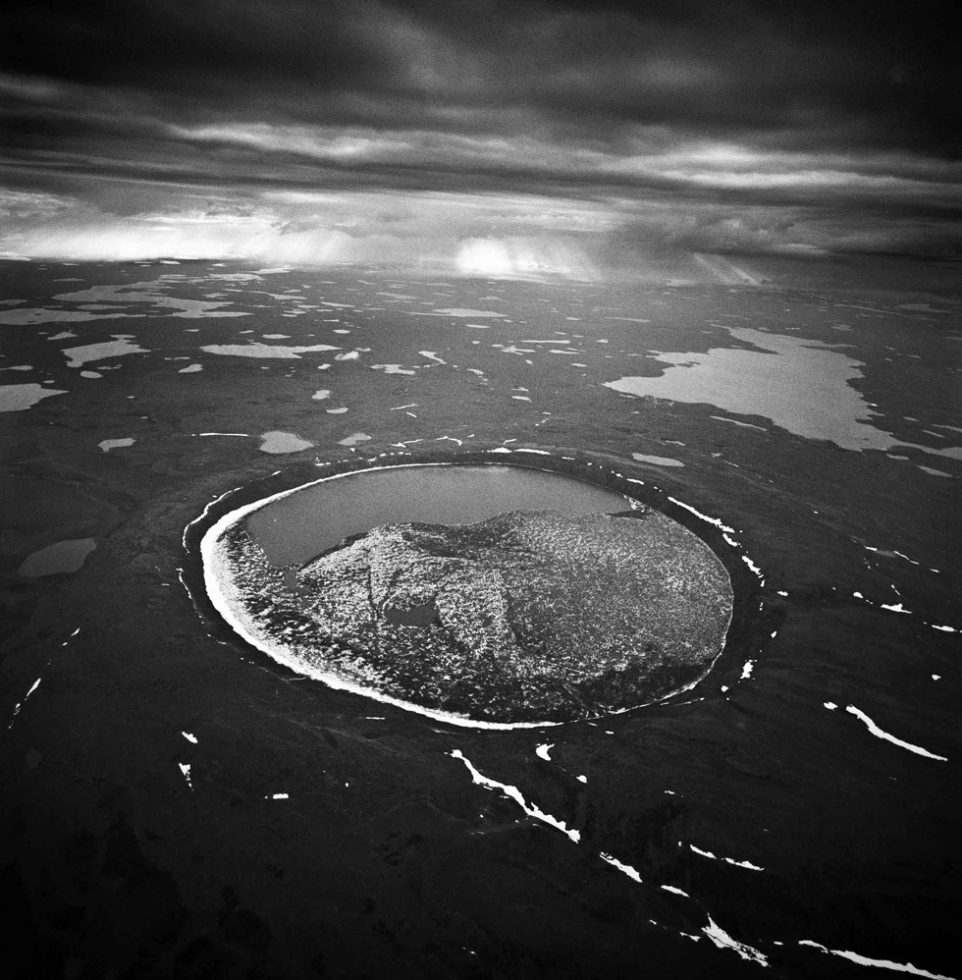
[244, 462, 632, 566]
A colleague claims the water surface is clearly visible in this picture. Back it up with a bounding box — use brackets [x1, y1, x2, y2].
[245, 463, 632, 567]
[18, 538, 96, 577]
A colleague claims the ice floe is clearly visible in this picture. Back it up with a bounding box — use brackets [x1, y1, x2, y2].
[177, 762, 194, 790]
[181, 731, 198, 744]
[535, 743, 554, 761]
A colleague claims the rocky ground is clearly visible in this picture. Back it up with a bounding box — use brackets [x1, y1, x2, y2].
[210, 506, 732, 725]
[2, 258, 961, 979]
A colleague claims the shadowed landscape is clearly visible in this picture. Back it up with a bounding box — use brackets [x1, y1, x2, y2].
[2, 0, 961, 976]
[2, 258, 960, 978]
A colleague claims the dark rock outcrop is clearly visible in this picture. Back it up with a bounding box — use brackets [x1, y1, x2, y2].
[213, 510, 733, 724]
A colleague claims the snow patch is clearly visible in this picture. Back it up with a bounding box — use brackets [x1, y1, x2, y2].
[703, 917, 769, 966]
[449, 750, 580, 842]
[798, 940, 955, 979]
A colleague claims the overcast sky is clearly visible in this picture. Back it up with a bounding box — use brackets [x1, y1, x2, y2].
[2, 0, 960, 276]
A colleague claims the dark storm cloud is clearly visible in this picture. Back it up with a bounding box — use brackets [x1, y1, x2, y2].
[7, 0, 959, 146]
[2, 0, 960, 265]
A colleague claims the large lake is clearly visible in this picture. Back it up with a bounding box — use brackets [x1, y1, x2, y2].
[244, 463, 633, 566]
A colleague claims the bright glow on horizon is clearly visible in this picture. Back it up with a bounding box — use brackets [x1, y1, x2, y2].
[456, 238, 514, 276]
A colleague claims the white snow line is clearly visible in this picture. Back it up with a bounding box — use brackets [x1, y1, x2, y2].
[667, 497, 737, 534]
[200, 470, 568, 732]
[864, 546, 921, 568]
[724, 856, 764, 871]
[845, 705, 948, 762]
[178, 762, 194, 791]
[799, 940, 956, 979]
[741, 553, 765, 581]
[660, 884, 690, 898]
[688, 843, 764, 871]
[449, 750, 580, 843]
[7, 677, 42, 730]
[600, 852, 643, 883]
[703, 916, 769, 966]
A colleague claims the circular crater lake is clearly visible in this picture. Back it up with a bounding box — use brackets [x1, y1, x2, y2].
[201, 462, 734, 728]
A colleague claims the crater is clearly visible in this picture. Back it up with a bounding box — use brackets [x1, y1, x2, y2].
[197, 459, 734, 728]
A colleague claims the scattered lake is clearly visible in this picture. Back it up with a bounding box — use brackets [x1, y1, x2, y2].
[17, 538, 96, 577]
